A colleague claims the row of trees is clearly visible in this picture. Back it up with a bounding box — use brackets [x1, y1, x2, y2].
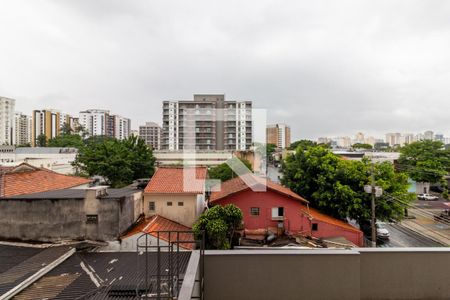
[282, 140, 450, 229]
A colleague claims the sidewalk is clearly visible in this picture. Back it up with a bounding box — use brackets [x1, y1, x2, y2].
[401, 209, 450, 246]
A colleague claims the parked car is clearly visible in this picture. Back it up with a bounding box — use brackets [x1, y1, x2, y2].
[417, 193, 439, 201]
[430, 186, 444, 193]
[376, 223, 390, 240]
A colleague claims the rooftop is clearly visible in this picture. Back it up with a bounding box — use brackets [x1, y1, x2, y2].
[210, 173, 308, 204]
[122, 215, 194, 250]
[0, 163, 91, 197]
[144, 166, 207, 194]
[1, 187, 139, 200]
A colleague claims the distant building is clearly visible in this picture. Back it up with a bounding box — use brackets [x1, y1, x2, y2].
[435, 133, 444, 142]
[336, 136, 352, 148]
[0, 146, 79, 174]
[31, 109, 74, 146]
[424, 130, 434, 141]
[385, 132, 402, 147]
[79, 109, 131, 140]
[0, 97, 15, 145]
[139, 122, 161, 150]
[162, 94, 252, 151]
[14, 112, 32, 146]
[266, 124, 291, 149]
[354, 132, 365, 144]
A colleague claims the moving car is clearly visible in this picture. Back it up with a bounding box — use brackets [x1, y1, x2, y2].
[376, 223, 390, 240]
[417, 193, 439, 201]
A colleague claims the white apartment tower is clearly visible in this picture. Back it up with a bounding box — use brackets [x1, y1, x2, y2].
[0, 97, 15, 145]
[14, 113, 32, 146]
[79, 109, 130, 140]
[162, 94, 252, 151]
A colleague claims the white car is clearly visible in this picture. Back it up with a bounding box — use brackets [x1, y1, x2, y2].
[376, 223, 390, 240]
[418, 193, 439, 201]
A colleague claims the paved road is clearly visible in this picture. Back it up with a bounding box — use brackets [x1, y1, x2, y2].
[377, 223, 444, 247]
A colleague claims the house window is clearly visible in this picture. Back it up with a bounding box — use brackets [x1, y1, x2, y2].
[271, 207, 284, 219]
[178, 202, 184, 206]
[167, 201, 173, 206]
[312, 223, 319, 231]
[250, 207, 260, 216]
[149, 202, 155, 211]
[86, 214, 98, 224]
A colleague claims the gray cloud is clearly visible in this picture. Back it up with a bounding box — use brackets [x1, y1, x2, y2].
[2, 0, 450, 140]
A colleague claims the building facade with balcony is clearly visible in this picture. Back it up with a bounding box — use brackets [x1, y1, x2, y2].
[0, 97, 15, 145]
[139, 122, 161, 150]
[14, 112, 32, 146]
[79, 109, 131, 140]
[266, 123, 291, 149]
[162, 94, 252, 151]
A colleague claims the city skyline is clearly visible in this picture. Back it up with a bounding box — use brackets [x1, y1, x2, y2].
[3, 1, 450, 140]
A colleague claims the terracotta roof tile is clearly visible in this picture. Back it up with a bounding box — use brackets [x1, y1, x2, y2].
[210, 174, 308, 204]
[1, 164, 91, 197]
[144, 167, 207, 194]
[305, 207, 361, 233]
[121, 215, 194, 250]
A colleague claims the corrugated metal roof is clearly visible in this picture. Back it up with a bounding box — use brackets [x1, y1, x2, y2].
[2, 188, 139, 200]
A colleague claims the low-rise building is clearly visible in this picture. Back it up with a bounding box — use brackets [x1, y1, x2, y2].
[143, 167, 207, 227]
[0, 185, 142, 242]
[209, 174, 363, 246]
[0, 146, 78, 174]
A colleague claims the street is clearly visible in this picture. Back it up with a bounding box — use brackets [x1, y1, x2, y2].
[377, 223, 444, 247]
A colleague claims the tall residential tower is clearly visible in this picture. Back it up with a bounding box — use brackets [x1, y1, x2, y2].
[0, 97, 15, 145]
[161, 94, 252, 151]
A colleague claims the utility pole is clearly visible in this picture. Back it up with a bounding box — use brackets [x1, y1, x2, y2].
[370, 162, 377, 248]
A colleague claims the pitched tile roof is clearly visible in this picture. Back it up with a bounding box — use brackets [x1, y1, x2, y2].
[0, 163, 91, 197]
[209, 173, 308, 204]
[121, 215, 194, 250]
[305, 206, 362, 233]
[144, 167, 207, 194]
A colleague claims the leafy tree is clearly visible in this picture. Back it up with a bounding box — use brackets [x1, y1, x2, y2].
[281, 145, 414, 226]
[48, 133, 84, 148]
[193, 204, 243, 249]
[398, 140, 450, 184]
[352, 143, 373, 150]
[36, 134, 47, 147]
[60, 123, 73, 135]
[266, 143, 277, 157]
[73, 136, 155, 187]
[289, 139, 317, 150]
[208, 157, 252, 182]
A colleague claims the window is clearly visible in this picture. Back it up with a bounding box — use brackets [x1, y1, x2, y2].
[250, 207, 260, 216]
[271, 207, 284, 219]
[167, 201, 173, 206]
[312, 223, 319, 231]
[86, 214, 98, 224]
[178, 202, 184, 206]
[149, 201, 155, 211]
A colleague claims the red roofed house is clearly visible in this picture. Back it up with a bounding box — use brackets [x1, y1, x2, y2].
[209, 174, 363, 247]
[0, 163, 91, 197]
[143, 167, 208, 227]
[115, 215, 195, 251]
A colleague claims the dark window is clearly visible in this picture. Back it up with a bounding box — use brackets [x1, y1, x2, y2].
[167, 201, 173, 206]
[86, 214, 98, 224]
[312, 223, 318, 231]
[250, 207, 260, 216]
[178, 202, 184, 206]
[149, 201, 155, 211]
[278, 207, 284, 217]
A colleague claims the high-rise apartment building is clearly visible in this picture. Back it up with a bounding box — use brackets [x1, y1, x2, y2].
[162, 94, 252, 151]
[139, 122, 161, 150]
[79, 109, 131, 140]
[14, 113, 32, 146]
[266, 124, 291, 149]
[32, 109, 60, 146]
[0, 97, 15, 145]
[385, 133, 402, 147]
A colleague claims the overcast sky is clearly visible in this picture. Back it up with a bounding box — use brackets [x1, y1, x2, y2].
[2, 0, 450, 140]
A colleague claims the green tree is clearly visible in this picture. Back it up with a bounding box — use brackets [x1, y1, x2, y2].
[281, 145, 414, 226]
[266, 143, 277, 163]
[398, 140, 450, 184]
[36, 134, 47, 147]
[48, 133, 84, 148]
[193, 204, 243, 249]
[352, 143, 373, 150]
[208, 157, 253, 182]
[73, 136, 155, 187]
[288, 139, 317, 150]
